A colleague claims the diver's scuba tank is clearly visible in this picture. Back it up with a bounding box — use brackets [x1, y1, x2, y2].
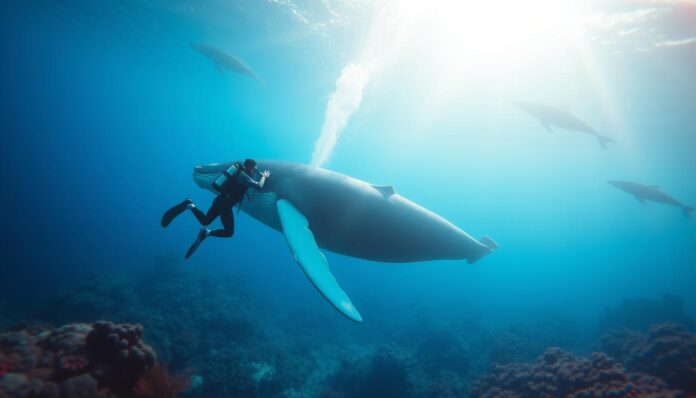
[212, 162, 242, 193]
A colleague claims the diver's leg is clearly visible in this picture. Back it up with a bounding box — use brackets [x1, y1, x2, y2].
[161, 198, 193, 228]
[190, 197, 221, 226]
[185, 196, 227, 259]
[210, 206, 234, 238]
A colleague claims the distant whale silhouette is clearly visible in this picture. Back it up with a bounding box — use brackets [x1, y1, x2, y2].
[608, 180, 694, 218]
[191, 43, 264, 86]
[193, 160, 498, 322]
[512, 101, 614, 149]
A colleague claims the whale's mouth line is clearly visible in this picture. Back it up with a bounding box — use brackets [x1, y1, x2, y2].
[194, 162, 234, 175]
[192, 163, 233, 191]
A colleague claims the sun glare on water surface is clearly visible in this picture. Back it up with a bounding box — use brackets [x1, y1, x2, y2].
[395, 0, 587, 73]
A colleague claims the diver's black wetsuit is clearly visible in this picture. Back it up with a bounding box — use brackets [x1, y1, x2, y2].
[161, 163, 266, 259]
[190, 194, 236, 237]
[192, 167, 262, 238]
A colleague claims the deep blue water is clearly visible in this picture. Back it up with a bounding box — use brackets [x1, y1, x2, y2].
[1, 0, 695, 391]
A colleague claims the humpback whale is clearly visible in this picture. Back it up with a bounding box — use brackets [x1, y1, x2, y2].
[608, 180, 694, 218]
[191, 43, 264, 86]
[512, 101, 614, 149]
[193, 160, 498, 322]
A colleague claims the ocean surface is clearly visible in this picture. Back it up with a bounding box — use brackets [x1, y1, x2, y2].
[1, 1, 695, 397]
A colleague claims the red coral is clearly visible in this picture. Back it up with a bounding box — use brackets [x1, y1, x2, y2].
[134, 363, 189, 398]
[57, 355, 88, 372]
[0, 361, 11, 377]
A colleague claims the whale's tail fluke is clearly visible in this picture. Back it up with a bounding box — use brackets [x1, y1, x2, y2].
[596, 135, 614, 150]
[479, 236, 499, 252]
[467, 236, 499, 264]
[682, 206, 694, 219]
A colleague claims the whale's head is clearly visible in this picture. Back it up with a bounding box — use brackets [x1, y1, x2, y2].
[607, 180, 631, 190]
[192, 162, 235, 193]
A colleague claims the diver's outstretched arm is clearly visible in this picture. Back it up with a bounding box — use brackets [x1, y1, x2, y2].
[258, 170, 271, 188]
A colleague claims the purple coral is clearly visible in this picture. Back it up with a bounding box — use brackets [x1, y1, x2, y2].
[470, 347, 682, 398]
[86, 320, 156, 390]
[602, 323, 696, 394]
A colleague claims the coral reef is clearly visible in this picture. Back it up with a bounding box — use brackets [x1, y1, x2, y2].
[601, 323, 696, 394]
[34, 266, 321, 398]
[488, 313, 584, 366]
[199, 337, 318, 398]
[20, 263, 696, 398]
[415, 330, 471, 376]
[0, 321, 158, 397]
[322, 345, 414, 398]
[199, 345, 261, 397]
[470, 347, 682, 398]
[362, 346, 413, 398]
[598, 295, 694, 334]
[599, 328, 646, 364]
[421, 371, 469, 398]
[395, 310, 493, 381]
[40, 266, 256, 368]
[488, 331, 537, 365]
[319, 311, 592, 398]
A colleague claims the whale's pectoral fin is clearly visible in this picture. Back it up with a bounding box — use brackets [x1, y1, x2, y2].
[276, 199, 363, 323]
[540, 120, 553, 133]
[371, 185, 395, 197]
[596, 135, 614, 150]
[634, 195, 646, 204]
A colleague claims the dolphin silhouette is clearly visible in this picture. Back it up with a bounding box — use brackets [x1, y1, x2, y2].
[608, 180, 694, 218]
[512, 101, 614, 149]
[191, 43, 264, 86]
[192, 160, 498, 322]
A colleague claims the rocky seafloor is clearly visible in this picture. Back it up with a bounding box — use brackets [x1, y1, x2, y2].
[1, 260, 694, 398]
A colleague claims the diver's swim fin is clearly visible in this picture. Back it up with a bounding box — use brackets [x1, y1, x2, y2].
[185, 228, 209, 259]
[161, 199, 193, 228]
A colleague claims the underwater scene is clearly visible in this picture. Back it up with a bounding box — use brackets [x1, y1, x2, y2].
[1, 1, 695, 397]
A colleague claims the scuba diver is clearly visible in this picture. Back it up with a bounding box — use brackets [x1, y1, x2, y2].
[161, 158, 271, 259]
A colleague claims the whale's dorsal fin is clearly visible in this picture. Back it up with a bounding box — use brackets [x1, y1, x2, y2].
[276, 199, 363, 323]
[372, 185, 395, 197]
